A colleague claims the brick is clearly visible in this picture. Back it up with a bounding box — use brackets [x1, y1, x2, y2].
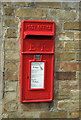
[69, 110, 81, 118]
[70, 90, 79, 100]
[59, 62, 81, 71]
[56, 52, 75, 61]
[59, 80, 79, 90]
[4, 6, 14, 16]
[35, 2, 61, 8]
[58, 32, 74, 40]
[56, 72, 76, 80]
[48, 10, 77, 20]
[4, 92, 17, 112]
[62, 2, 79, 9]
[4, 101, 18, 112]
[13, 2, 32, 7]
[76, 52, 81, 61]
[76, 71, 81, 80]
[5, 28, 17, 38]
[64, 22, 81, 30]
[19, 102, 49, 112]
[4, 92, 16, 102]
[4, 18, 19, 27]
[57, 100, 79, 110]
[64, 41, 80, 51]
[40, 111, 67, 118]
[74, 32, 81, 40]
[5, 39, 19, 50]
[5, 61, 19, 72]
[15, 8, 47, 18]
[56, 41, 64, 51]
[5, 81, 17, 91]
[5, 51, 19, 61]
[5, 71, 18, 80]
[55, 90, 70, 100]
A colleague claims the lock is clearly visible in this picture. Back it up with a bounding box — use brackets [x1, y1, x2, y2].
[20, 20, 56, 102]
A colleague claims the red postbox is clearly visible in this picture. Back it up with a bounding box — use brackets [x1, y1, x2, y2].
[20, 20, 55, 102]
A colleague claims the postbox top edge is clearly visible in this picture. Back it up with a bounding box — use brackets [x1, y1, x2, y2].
[21, 20, 55, 25]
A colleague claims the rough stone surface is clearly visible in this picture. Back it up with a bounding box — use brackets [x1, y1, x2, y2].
[15, 8, 47, 18]
[40, 111, 67, 118]
[4, 6, 14, 16]
[56, 52, 75, 61]
[64, 22, 81, 30]
[48, 10, 77, 20]
[57, 100, 79, 110]
[5, 28, 17, 38]
[35, 2, 62, 8]
[56, 72, 76, 80]
[4, 18, 19, 27]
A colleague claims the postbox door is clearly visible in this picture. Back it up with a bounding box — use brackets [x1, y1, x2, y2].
[21, 54, 54, 102]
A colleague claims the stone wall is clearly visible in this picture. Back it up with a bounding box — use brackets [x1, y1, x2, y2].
[1, 2, 81, 119]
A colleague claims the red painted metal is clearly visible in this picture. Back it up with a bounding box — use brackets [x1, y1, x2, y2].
[20, 20, 56, 102]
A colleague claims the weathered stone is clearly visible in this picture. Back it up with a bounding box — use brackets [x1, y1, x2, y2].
[5, 81, 18, 91]
[59, 80, 79, 90]
[18, 102, 49, 112]
[4, 6, 14, 16]
[13, 2, 32, 7]
[5, 39, 19, 50]
[5, 71, 18, 80]
[64, 22, 81, 30]
[5, 51, 19, 61]
[56, 72, 76, 80]
[76, 52, 81, 61]
[5, 28, 17, 38]
[5, 61, 19, 72]
[35, 2, 61, 8]
[69, 110, 81, 118]
[62, 2, 79, 9]
[55, 90, 70, 100]
[58, 32, 74, 40]
[57, 100, 79, 110]
[59, 62, 81, 71]
[48, 10, 77, 20]
[70, 90, 79, 100]
[64, 41, 80, 51]
[40, 111, 67, 118]
[56, 52, 75, 61]
[56, 41, 64, 51]
[4, 18, 19, 27]
[4, 101, 18, 112]
[15, 8, 47, 18]
[74, 32, 81, 40]
[4, 92, 16, 102]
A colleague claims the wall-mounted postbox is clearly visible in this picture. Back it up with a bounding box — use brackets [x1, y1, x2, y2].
[20, 20, 56, 102]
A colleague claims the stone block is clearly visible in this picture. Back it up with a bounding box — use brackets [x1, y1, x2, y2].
[5, 51, 19, 61]
[15, 8, 47, 18]
[64, 22, 81, 30]
[5, 71, 18, 80]
[57, 100, 79, 110]
[40, 111, 67, 118]
[47, 10, 77, 20]
[56, 72, 76, 80]
[5, 39, 19, 50]
[35, 2, 61, 8]
[5, 28, 17, 38]
[4, 6, 14, 16]
[4, 17, 19, 27]
[5, 81, 18, 91]
[56, 52, 75, 61]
